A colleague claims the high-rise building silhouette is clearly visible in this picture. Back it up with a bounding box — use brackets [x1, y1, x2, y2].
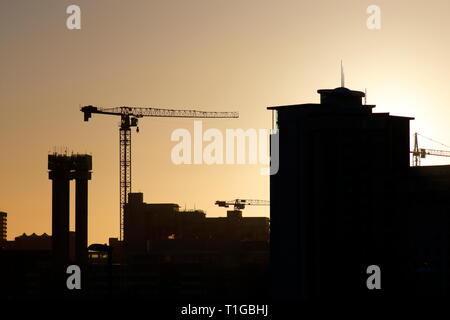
[269, 86, 450, 299]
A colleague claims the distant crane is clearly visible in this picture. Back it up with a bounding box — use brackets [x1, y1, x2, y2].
[82, 105, 239, 240]
[411, 132, 450, 166]
[215, 199, 270, 211]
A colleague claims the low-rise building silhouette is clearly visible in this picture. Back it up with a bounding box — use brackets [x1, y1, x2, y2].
[124, 192, 269, 255]
[5, 232, 76, 260]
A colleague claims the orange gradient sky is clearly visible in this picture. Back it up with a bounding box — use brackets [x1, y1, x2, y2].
[2, 0, 450, 244]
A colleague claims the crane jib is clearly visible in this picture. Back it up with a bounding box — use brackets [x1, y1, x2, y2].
[82, 105, 238, 119]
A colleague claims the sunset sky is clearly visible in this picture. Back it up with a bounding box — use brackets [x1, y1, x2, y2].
[2, 0, 450, 244]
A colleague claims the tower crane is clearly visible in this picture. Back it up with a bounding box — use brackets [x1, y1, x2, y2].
[411, 132, 450, 166]
[215, 199, 270, 210]
[81, 105, 239, 240]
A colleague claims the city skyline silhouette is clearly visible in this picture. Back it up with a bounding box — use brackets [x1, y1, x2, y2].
[3, 0, 450, 306]
[4, 1, 450, 244]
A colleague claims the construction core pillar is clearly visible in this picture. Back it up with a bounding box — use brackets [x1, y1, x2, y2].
[74, 155, 92, 267]
[48, 153, 92, 292]
[49, 155, 72, 265]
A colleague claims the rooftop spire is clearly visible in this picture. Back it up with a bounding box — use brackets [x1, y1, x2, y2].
[340, 60, 345, 88]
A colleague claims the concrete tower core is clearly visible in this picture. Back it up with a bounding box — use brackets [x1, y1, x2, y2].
[48, 153, 92, 267]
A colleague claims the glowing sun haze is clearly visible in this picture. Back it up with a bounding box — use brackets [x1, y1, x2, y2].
[2, 0, 450, 244]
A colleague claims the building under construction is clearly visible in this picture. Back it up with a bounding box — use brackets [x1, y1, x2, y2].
[48, 153, 92, 266]
[124, 192, 269, 254]
[0, 154, 269, 300]
[118, 192, 269, 299]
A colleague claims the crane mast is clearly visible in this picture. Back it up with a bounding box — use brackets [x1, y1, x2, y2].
[82, 105, 238, 241]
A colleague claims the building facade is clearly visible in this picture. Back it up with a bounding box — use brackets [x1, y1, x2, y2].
[269, 86, 450, 299]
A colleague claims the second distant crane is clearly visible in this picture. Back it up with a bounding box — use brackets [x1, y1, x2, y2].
[215, 199, 270, 218]
[411, 132, 450, 166]
[82, 105, 239, 240]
